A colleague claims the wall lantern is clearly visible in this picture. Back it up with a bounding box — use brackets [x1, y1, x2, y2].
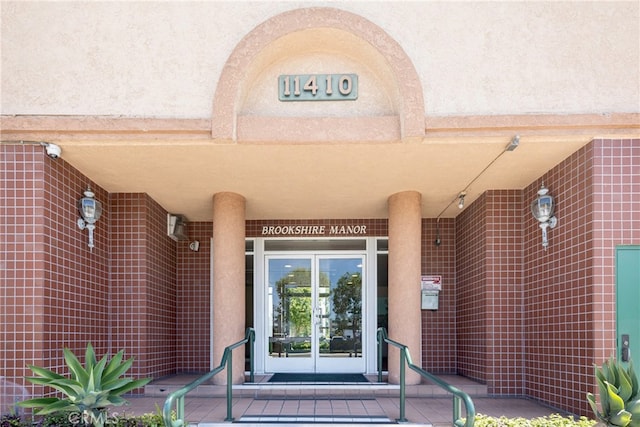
[531, 184, 558, 249]
[77, 186, 102, 250]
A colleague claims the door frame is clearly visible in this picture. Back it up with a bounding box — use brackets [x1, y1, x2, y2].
[616, 245, 640, 366]
[262, 254, 366, 373]
[252, 237, 380, 374]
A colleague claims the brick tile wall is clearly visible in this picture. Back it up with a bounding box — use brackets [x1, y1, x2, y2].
[523, 143, 595, 414]
[421, 218, 457, 372]
[43, 154, 111, 377]
[0, 144, 110, 396]
[1, 145, 48, 396]
[455, 190, 524, 394]
[1, 145, 177, 397]
[177, 222, 212, 372]
[110, 193, 177, 380]
[485, 190, 523, 395]
[524, 138, 640, 415]
[456, 193, 489, 383]
[591, 139, 640, 361]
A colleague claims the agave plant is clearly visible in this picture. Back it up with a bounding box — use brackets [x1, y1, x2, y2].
[587, 357, 640, 427]
[18, 343, 151, 427]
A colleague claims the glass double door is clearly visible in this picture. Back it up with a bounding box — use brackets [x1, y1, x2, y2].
[266, 255, 365, 373]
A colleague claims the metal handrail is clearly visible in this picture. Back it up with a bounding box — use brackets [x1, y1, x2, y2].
[163, 328, 255, 427]
[377, 327, 475, 426]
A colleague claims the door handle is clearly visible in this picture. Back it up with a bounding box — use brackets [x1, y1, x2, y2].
[621, 334, 630, 362]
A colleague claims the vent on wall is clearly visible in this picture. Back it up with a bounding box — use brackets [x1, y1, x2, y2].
[167, 214, 189, 241]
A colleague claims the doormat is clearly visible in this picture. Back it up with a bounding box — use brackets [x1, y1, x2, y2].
[268, 373, 368, 383]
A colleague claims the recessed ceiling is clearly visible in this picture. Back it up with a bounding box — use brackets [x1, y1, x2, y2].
[55, 134, 592, 221]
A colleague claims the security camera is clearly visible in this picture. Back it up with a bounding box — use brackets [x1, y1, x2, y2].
[42, 143, 61, 159]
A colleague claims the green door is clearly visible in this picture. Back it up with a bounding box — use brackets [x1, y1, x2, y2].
[616, 246, 640, 365]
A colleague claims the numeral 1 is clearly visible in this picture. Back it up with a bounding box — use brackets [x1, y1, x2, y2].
[283, 76, 301, 96]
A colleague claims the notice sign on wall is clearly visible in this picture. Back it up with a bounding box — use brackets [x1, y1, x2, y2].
[421, 275, 442, 291]
[279, 74, 358, 101]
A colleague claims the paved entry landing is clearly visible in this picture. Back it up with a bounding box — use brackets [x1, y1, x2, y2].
[235, 375, 415, 425]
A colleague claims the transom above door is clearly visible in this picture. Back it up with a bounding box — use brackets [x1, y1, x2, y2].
[265, 255, 365, 373]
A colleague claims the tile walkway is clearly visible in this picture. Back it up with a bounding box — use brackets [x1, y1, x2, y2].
[120, 395, 565, 426]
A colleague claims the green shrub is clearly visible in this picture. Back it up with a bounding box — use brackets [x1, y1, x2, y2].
[587, 358, 640, 427]
[0, 413, 26, 427]
[134, 411, 164, 427]
[0, 408, 172, 427]
[17, 343, 151, 427]
[108, 404, 175, 427]
[39, 411, 83, 427]
[471, 413, 596, 427]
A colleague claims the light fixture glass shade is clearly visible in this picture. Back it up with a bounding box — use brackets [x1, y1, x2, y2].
[531, 194, 554, 222]
[531, 184, 558, 249]
[77, 187, 102, 250]
[78, 188, 102, 223]
[531, 186, 554, 223]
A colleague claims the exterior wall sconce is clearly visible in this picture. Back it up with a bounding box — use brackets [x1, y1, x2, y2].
[77, 186, 102, 250]
[531, 184, 558, 249]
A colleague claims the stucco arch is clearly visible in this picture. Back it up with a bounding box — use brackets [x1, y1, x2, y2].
[211, 7, 425, 143]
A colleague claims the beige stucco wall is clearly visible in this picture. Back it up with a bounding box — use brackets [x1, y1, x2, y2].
[2, 1, 639, 117]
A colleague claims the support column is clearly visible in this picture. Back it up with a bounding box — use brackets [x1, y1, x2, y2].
[212, 192, 246, 384]
[387, 191, 422, 385]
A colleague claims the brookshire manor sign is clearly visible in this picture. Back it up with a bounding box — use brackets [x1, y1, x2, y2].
[261, 224, 368, 236]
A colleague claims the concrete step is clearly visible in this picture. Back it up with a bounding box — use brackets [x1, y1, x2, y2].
[194, 420, 431, 427]
[146, 380, 487, 399]
[146, 382, 394, 398]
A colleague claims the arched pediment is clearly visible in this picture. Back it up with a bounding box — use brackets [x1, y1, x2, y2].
[211, 7, 425, 143]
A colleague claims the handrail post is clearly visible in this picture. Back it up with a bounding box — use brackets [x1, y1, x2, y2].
[177, 397, 184, 426]
[225, 350, 233, 422]
[377, 329, 383, 383]
[162, 329, 256, 427]
[398, 348, 407, 423]
[374, 328, 475, 427]
[249, 329, 255, 383]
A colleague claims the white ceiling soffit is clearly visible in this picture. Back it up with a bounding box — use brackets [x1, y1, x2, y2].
[51, 133, 593, 221]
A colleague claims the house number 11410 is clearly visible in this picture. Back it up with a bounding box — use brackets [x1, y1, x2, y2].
[278, 74, 358, 101]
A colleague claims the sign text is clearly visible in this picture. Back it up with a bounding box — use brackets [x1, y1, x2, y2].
[261, 224, 367, 236]
[279, 74, 358, 101]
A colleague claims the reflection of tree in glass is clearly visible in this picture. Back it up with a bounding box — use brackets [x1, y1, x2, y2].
[275, 267, 318, 337]
[331, 272, 362, 337]
[288, 293, 311, 337]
